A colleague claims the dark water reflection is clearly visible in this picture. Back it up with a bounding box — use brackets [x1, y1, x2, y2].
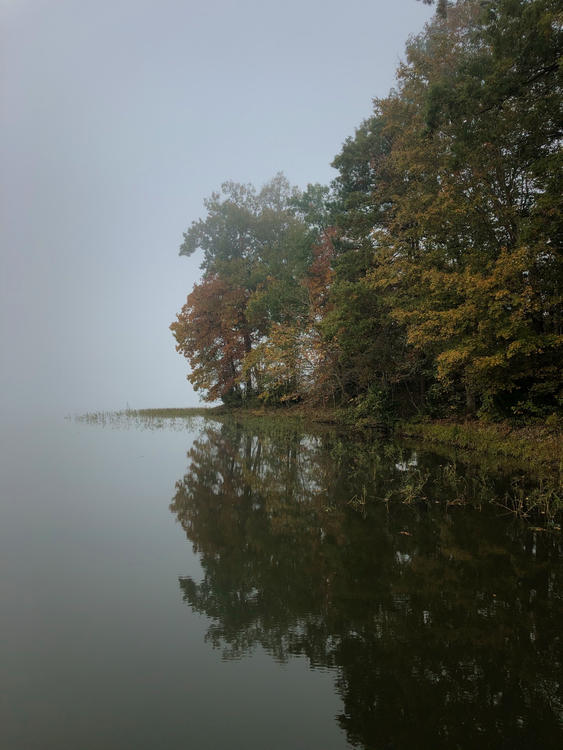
[171, 418, 562, 749]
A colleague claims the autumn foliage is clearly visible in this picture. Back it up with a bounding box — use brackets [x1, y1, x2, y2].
[170, 275, 251, 403]
[172, 0, 562, 422]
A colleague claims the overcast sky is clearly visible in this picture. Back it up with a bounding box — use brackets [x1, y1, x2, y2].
[1, 0, 433, 418]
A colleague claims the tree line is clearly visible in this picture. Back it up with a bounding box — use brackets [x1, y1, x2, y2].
[171, 0, 562, 423]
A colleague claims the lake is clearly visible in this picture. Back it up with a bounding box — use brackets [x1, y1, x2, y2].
[1, 412, 561, 749]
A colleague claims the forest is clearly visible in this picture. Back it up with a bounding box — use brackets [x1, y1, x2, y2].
[171, 0, 562, 426]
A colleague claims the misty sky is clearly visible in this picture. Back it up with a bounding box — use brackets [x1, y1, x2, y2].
[1, 0, 433, 417]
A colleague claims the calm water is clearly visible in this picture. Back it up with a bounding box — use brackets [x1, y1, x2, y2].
[1, 414, 561, 749]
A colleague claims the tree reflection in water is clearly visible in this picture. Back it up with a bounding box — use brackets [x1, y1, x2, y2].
[170, 418, 562, 749]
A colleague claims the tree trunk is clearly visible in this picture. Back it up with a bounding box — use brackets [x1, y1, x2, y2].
[244, 331, 252, 397]
[465, 384, 476, 416]
[419, 374, 426, 406]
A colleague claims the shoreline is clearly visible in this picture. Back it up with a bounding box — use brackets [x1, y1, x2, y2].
[128, 405, 562, 472]
[79, 406, 562, 524]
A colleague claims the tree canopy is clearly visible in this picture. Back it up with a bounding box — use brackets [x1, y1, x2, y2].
[173, 0, 562, 422]
[171, 174, 325, 404]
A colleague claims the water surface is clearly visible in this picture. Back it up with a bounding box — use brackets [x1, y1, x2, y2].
[1, 414, 561, 749]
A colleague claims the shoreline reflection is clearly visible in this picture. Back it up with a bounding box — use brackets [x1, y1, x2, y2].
[171, 419, 562, 749]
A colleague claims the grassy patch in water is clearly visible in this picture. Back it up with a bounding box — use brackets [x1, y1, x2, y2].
[132, 407, 217, 418]
[76, 406, 561, 525]
[396, 419, 562, 471]
[75, 407, 217, 429]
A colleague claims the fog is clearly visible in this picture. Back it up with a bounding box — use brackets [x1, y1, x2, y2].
[1, 0, 432, 418]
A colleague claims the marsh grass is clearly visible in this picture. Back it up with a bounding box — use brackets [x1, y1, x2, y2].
[386, 456, 562, 527]
[495, 479, 562, 526]
[75, 407, 562, 525]
[75, 407, 213, 430]
[397, 419, 562, 472]
[397, 468, 430, 505]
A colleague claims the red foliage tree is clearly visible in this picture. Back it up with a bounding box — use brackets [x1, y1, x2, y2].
[170, 275, 251, 403]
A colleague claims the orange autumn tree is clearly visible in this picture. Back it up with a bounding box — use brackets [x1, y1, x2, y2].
[170, 275, 251, 403]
